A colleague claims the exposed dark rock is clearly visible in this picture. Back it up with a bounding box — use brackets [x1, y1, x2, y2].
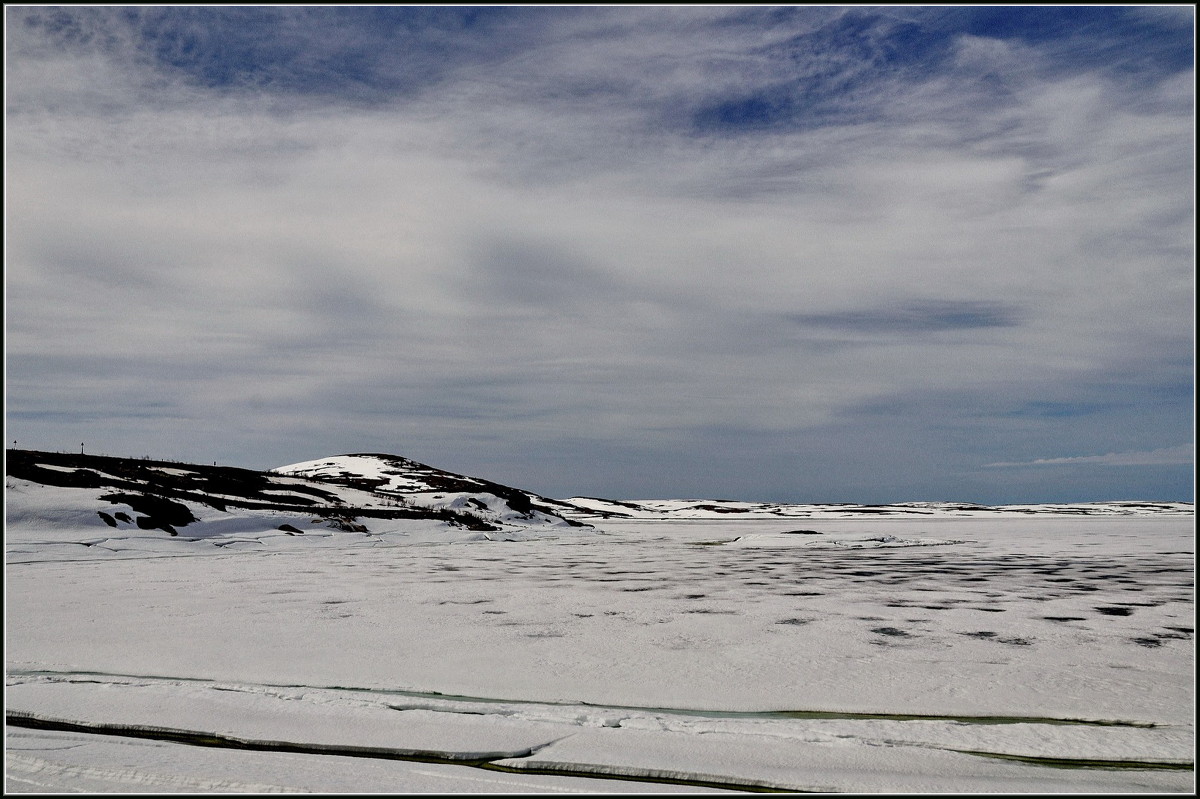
[327, 516, 369, 533]
[100, 492, 197, 529]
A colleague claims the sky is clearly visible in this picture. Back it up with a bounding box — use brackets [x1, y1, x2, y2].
[4, 5, 1195, 504]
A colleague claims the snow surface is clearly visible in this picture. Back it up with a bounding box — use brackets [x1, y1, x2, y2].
[4, 459, 1195, 793]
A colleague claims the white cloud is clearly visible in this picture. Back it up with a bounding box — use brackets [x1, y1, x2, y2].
[4, 7, 1193, 501]
[986, 445, 1195, 468]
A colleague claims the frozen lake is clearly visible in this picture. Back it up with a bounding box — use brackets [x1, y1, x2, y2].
[6, 511, 1195, 792]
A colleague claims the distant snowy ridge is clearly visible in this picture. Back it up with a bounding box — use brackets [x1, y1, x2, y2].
[7, 448, 1190, 557]
[563, 497, 1194, 520]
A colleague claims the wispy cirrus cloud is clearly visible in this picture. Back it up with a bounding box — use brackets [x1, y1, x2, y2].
[986, 444, 1194, 468]
[4, 6, 1193, 503]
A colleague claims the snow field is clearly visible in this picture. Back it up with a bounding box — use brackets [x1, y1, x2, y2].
[6, 491, 1194, 792]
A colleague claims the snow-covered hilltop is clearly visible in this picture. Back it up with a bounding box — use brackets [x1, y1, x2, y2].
[273, 453, 591, 530]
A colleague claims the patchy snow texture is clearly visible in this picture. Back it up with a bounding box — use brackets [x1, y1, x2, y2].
[5, 450, 1195, 793]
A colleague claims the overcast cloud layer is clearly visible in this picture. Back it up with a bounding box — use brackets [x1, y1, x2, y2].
[5, 6, 1194, 503]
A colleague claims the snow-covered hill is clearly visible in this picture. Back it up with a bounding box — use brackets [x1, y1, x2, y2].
[272, 453, 590, 529]
[4, 449, 592, 559]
